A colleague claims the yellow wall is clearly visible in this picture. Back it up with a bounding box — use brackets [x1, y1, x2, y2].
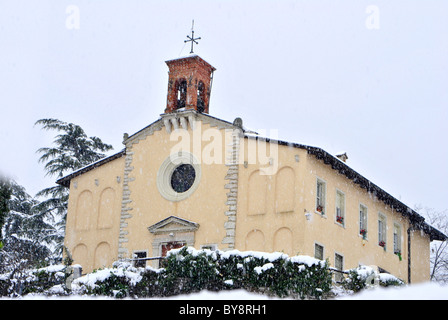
[63, 115, 430, 282]
[236, 138, 430, 282]
[64, 156, 124, 273]
[121, 121, 230, 261]
[236, 139, 307, 254]
[303, 154, 410, 279]
[410, 229, 430, 283]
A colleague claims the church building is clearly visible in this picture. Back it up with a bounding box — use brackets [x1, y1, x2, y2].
[57, 53, 446, 283]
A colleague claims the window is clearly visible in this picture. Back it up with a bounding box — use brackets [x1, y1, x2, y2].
[316, 178, 326, 214]
[314, 243, 324, 260]
[201, 244, 218, 251]
[335, 190, 345, 225]
[161, 242, 185, 257]
[197, 81, 205, 113]
[176, 79, 187, 109]
[133, 251, 147, 268]
[393, 223, 402, 255]
[378, 213, 387, 249]
[359, 204, 368, 238]
[170, 164, 196, 193]
[157, 152, 201, 202]
[334, 253, 344, 283]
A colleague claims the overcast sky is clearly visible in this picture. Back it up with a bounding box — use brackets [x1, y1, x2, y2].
[1, 0, 447, 214]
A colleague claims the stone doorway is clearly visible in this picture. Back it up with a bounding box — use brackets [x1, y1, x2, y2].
[161, 241, 186, 257]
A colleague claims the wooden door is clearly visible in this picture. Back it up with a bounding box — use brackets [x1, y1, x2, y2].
[161, 242, 185, 257]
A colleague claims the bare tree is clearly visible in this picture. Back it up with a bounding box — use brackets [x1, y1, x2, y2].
[416, 206, 448, 284]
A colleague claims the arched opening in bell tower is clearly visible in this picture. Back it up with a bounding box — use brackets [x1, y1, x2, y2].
[197, 80, 205, 113]
[176, 78, 187, 110]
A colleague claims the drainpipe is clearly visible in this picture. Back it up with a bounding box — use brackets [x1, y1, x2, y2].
[407, 227, 412, 284]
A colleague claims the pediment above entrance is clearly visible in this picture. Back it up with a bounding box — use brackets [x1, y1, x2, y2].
[147, 216, 199, 235]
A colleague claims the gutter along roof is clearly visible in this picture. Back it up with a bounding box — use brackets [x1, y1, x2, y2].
[56, 149, 126, 188]
[245, 134, 447, 242]
[305, 145, 446, 241]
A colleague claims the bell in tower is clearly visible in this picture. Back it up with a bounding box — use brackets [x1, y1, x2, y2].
[164, 55, 216, 114]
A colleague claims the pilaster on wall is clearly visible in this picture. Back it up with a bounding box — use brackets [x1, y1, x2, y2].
[118, 147, 134, 259]
[118, 120, 164, 260]
[222, 128, 241, 249]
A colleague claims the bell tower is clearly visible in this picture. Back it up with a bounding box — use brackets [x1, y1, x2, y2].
[164, 55, 216, 114]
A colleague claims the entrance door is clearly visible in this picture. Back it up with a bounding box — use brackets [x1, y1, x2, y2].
[161, 241, 185, 257]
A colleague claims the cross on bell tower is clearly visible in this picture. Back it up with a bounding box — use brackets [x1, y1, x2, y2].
[184, 20, 201, 54]
[164, 24, 216, 115]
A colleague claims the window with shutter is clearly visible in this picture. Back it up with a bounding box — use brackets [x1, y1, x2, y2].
[336, 190, 345, 226]
[378, 213, 387, 249]
[335, 253, 344, 282]
[359, 204, 368, 238]
[316, 178, 326, 215]
[314, 243, 324, 260]
[394, 223, 401, 255]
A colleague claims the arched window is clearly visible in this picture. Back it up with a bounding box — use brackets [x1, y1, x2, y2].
[197, 81, 205, 112]
[176, 79, 187, 109]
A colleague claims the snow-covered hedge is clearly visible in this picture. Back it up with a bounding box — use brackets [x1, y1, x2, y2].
[342, 265, 404, 292]
[163, 247, 332, 298]
[0, 264, 67, 297]
[72, 247, 332, 299]
[71, 261, 164, 298]
[2, 248, 408, 299]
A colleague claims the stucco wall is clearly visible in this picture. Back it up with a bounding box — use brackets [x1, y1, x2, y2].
[235, 137, 307, 255]
[410, 229, 430, 283]
[64, 156, 125, 273]
[120, 118, 232, 263]
[235, 138, 430, 283]
[63, 115, 430, 282]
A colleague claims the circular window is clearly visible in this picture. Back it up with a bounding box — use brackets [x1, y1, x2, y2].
[157, 152, 201, 202]
[170, 164, 196, 193]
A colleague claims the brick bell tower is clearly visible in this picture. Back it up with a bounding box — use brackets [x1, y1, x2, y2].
[164, 55, 216, 114]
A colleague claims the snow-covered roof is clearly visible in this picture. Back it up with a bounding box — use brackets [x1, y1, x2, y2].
[243, 133, 447, 242]
[165, 54, 216, 71]
[56, 149, 125, 187]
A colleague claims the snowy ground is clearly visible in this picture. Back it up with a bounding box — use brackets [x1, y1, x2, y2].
[14, 282, 445, 300]
[148, 282, 448, 300]
[337, 282, 448, 300]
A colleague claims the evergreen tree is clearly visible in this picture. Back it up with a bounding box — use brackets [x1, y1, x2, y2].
[34, 118, 114, 258]
[0, 176, 12, 249]
[0, 179, 54, 273]
[35, 118, 114, 178]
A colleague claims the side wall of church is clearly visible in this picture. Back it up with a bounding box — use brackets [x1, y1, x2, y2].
[64, 156, 125, 273]
[303, 155, 430, 283]
[410, 229, 431, 283]
[235, 138, 308, 256]
[235, 138, 430, 283]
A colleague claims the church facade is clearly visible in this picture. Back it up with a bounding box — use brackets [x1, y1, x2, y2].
[58, 54, 446, 283]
